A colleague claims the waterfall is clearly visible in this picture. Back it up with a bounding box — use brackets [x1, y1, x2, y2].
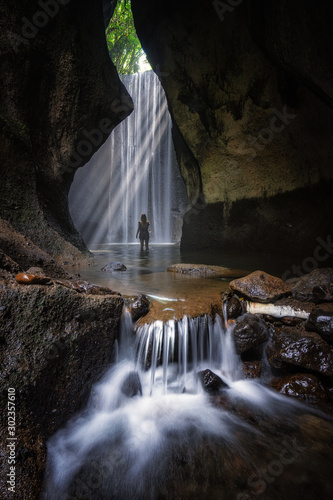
[43, 311, 315, 500]
[69, 71, 187, 246]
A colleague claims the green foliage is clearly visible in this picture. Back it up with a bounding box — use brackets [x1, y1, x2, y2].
[106, 0, 150, 75]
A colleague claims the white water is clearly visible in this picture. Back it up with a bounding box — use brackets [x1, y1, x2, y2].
[43, 310, 312, 500]
[69, 71, 187, 246]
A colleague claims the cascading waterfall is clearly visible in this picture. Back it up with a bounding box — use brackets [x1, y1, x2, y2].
[69, 71, 187, 246]
[43, 310, 324, 500]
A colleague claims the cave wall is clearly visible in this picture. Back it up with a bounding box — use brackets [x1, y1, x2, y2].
[0, 0, 133, 269]
[132, 0, 333, 258]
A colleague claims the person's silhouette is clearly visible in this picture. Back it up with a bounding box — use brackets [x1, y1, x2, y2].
[136, 213, 150, 251]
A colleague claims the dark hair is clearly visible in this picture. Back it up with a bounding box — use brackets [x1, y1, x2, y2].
[140, 213, 147, 223]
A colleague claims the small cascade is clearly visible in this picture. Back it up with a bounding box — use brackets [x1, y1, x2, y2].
[134, 314, 240, 395]
[43, 310, 326, 500]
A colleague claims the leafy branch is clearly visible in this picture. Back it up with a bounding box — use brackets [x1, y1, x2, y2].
[105, 0, 150, 74]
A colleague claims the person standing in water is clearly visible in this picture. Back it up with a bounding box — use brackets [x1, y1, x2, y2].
[136, 213, 150, 251]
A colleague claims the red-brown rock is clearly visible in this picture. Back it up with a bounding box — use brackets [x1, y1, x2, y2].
[270, 374, 328, 403]
[15, 273, 51, 285]
[229, 271, 291, 303]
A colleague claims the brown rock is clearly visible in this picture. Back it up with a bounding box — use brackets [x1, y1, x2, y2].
[306, 309, 333, 344]
[225, 295, 244, 320]
[230, 271, 291, 303]
[15, 273, 51, 285]
[129, 295, 150, 322]
[270, 374, 328, 403]
[290, 268, 333, 302]
[233, 314, 269, 355]
[266, 326, 333, 377]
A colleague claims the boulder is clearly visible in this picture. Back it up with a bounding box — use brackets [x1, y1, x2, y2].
[225, 295, 243, 320]
[270, 374, 328, 403]
[230, 271, 291, 303]
[101, 261, 127, 272]
[0, 281, 123, 500]
[129, 295, 150, 322]
[121, 371, 142, 398]
[266, 327, 333, 377]
[290, 268, 333, 302]
[306, 309, 333, 344]
[198, 369, 228, 393]
[232, 314, 269, 355]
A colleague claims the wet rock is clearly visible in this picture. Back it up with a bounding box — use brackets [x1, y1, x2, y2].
[270, 374, 328, 403]
[312, 284, 333, 304]
[198, 369, 228, 393]
[290, 268, 333, 302]
[129, 295, 150, 322]
[306, 309, 333, 344]
[266, 326, 333, 377]
[280, 316, 305, 326]
[226, 295, 243, 320]
[101, 261, 127, 272]
[233, 314, 269, 355]
[230, 271, 291, 303]
[15, 272, 52, 285]
[167, 263, 248, 278]
[121, 371, 142, 398]
[242, 361, 262, 379]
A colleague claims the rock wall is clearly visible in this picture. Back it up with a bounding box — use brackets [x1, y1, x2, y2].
[132, 0, 333, 258]
[0, 0, 132, 269]
[0, 279, 123, 499]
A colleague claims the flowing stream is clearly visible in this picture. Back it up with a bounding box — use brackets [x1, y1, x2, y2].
[43, 309, 333, 500]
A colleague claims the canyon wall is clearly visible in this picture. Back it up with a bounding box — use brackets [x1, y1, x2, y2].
[132, 0, 333, 258]
[0, 0, 132, 269]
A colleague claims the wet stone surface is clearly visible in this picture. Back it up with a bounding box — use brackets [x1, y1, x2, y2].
[306, 308, 333, 344]
[101, 261, 127, 272]
[289, 268, 333, 302]
[198, 369, 228, 393]
[270, 374, 328, 403]
[121, 371, 142, 398]
[233, 313, 269, 355]
[129, 294, 150, 322]
[266, 325, 333, 377]
[230, 270, 291, 303]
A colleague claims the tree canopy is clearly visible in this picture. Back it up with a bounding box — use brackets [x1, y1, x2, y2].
[105, 0, 150, 74]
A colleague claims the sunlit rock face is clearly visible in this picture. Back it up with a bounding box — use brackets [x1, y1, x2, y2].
[132, 0, 333, 258]
[0, 0, 132, 267]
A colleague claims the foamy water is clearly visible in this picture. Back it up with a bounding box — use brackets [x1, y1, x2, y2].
[43, 310, 332, 500]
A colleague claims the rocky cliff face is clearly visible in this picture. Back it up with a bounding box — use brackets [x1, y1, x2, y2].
[0, 0, 132, 269]
[0, 279, 123, 499]
[132, 0, 333, 258]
